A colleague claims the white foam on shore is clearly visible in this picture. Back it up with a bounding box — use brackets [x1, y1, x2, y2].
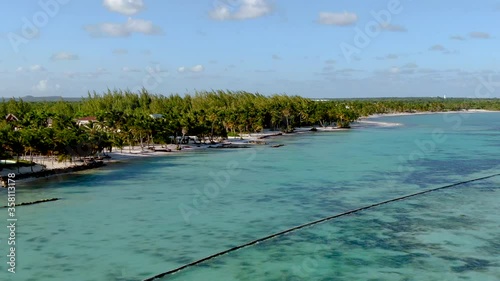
[355, 120, 403, 127]
[358, 109, 500, 127]
[368, 109, 499, 119]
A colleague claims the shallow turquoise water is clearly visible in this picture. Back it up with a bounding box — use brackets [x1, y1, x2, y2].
[1, 112, 499, 280]
[167, 178, 500, 281]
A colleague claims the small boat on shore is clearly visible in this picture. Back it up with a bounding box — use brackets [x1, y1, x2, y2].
[153, 148, 172, 152]
[248, 140, 268, 145]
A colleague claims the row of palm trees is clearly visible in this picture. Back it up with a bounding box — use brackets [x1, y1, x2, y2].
[0, 113, 112, 168]
[1, 90, 499, 164]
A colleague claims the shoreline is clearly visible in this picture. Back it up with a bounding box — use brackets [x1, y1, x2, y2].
[0, 128, 347, 185]
[364, 109, 499, 119]
[2, 109, 499, 185]
[0, 162, 106, 186]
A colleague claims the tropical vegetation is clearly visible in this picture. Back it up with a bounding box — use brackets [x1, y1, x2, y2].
[1, 89, 500, 166]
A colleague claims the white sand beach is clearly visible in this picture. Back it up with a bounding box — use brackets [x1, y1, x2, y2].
[1, 128, 335, 183]
[366, 109, 499, 119]
[355, 120, 403, 127]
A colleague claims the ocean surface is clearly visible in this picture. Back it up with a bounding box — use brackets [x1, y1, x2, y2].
[1, 112, 499, 281]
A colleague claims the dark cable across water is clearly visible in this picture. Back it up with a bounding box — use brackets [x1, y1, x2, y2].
[143, 173, 500, 281]
[0, 198, 60, 208]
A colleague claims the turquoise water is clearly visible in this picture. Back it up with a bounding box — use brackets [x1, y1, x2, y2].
[1, 113, 500, 280]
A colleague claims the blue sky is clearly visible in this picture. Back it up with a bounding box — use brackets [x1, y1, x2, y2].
[0, 0, 499, 98]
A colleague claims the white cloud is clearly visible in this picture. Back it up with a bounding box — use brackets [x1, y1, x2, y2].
[379, 24, 407, 32]
[272, 54, 282, 60]
[33, 80, 49, 92]
[113, 48, 128, 54]
[16, 65, 47, 72]
[322, 65, 334, 73]
[210, 0, 273, 21]
[122, 66, 141, 72]
[51, 52, 79, 61]
[64, 71, 79, 78]
[66, 71, 89, 79]
[429, 44, 446, 51]
[30, 65, 47, 72]
[469, 31, 490, 39]
[390, 67, 400, 74]
[63, 68, 110, 79]
[146, 65, 168, 74]
[88, 68, 110, 78]
[402, 63, 418, 69]
[178, 65, 205, 73]
[399, 68, 416, 75]
[210, 6, 231, 20]
[374, 66, 417, 76]
[318, 12, 357, 26]
[103, 0, 145, 15]
[428, 44, 456, 55]
[190, 65, 204, 72]
[376, 54, 399, 60]
[85, 18, 163, 37]
[450, 35, 466, 41]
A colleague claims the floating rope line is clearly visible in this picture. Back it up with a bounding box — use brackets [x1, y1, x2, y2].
[0, 198, 60, 208]
[143, 173, 500, 281]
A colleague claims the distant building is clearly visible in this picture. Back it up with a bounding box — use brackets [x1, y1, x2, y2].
[5, 114, 19, 122]
[149, 114, 163, 119]
[76, 116, 97, 126]
[5, 114, 20, 131]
